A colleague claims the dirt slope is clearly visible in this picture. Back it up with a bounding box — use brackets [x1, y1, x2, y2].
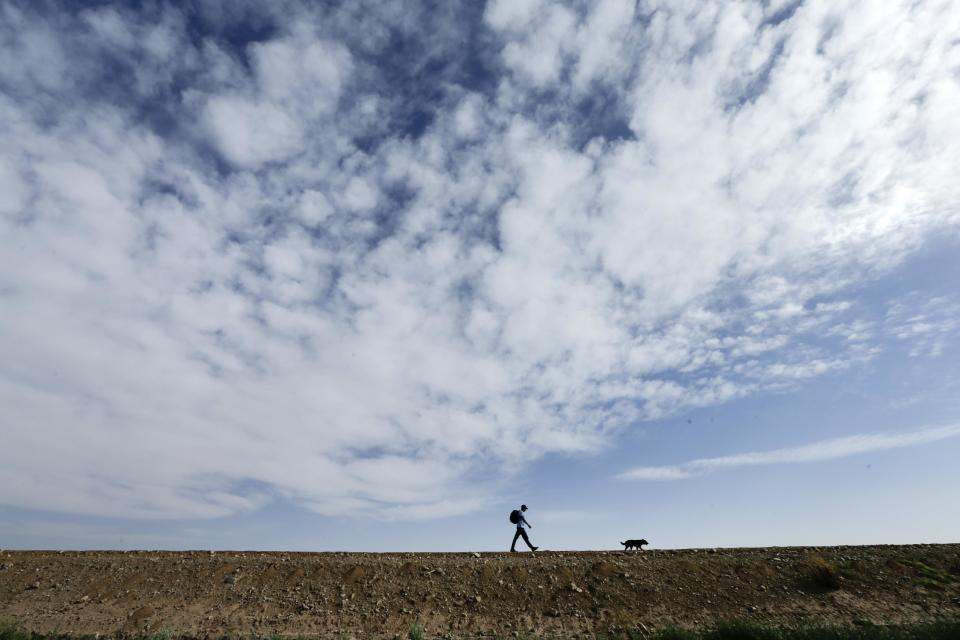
[2, 545, 959, 637]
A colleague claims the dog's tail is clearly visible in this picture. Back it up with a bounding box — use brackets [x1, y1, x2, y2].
[619, 541, 626, 546]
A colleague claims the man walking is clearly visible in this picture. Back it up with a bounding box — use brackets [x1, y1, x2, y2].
[510, 504, 538, 552]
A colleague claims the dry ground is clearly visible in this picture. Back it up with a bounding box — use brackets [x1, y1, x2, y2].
[2, 545, 959, 638]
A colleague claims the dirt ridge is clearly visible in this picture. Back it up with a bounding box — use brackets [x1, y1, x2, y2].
[2, 544, 959, 637]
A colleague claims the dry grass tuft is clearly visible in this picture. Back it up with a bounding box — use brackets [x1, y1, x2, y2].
[803, 556, 841, 590]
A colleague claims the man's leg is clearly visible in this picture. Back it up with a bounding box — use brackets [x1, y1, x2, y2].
[511, 529, 522, 552]
[519, 528, 536, 550]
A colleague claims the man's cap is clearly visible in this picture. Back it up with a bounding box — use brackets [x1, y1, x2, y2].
[520, 504, 527, 510]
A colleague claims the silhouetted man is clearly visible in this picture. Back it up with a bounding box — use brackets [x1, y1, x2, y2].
[510, 504, 538, 552]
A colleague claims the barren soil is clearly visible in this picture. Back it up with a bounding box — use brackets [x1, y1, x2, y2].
[2, 545, 959, 637]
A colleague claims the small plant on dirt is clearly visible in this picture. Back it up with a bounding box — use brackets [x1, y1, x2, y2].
[703, 619, 781, 640]
[949, 557, 960, 576]
[0, 623, 30, 640]
[897, 557, 956, 590]
[802, 556, 841, 590]
[651, 627, 699, 640]
[885, 558, 910, 575]
[917, 577, 946, 591]
[408, 621, 425, 640]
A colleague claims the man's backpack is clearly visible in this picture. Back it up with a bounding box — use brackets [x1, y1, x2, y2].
[509, 509, 520, 524]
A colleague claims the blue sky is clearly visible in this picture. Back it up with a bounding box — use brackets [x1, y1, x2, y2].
[1, 0, 959, 551]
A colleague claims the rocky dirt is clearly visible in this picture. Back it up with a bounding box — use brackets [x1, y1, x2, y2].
[2, 545, 959, 638]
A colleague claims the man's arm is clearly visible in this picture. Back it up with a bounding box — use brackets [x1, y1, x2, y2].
[521, 516, 532, 528]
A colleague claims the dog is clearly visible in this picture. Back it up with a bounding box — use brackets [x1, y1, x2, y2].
[620, 539, 648, 551]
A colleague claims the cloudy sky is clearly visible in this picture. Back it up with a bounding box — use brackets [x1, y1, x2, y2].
[2, 0, 959, 551]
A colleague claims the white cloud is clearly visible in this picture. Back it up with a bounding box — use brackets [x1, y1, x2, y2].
[484, 0, 545, 33]
[0, 10, 68, 93]
[204, 96, 305, 167]
[452, 94, 484, 140]
[298, 190, 333, 226]
[1, 0, 959, 523]
[83, 9, 137, 50]
[499, 5, 575, 88]
[341, 176, 379, 212]
[251, 36, 348, 113]
[0, 157, 27, 215]
[571, 0, 638, 90]
[618, 467, 695, 481]
[886, 294, 960, 358]
[620, 423, 960, 481]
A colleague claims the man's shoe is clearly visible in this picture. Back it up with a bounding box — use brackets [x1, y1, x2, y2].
[510, 549, 516, 552]
[531, 546, 539, 551]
